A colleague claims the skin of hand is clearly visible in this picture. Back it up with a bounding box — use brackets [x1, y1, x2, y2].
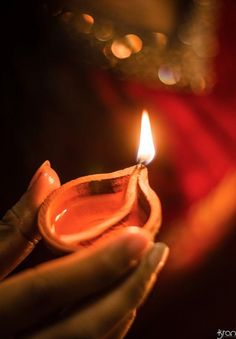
[0, 160, 61, 280]
[0, 161, 169, 339]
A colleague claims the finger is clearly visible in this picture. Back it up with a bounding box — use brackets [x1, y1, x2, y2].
[104, 310, 136, 339]
[29, 243, 169, 339]
[0, 161, 60, 279]
[3, 161, 61, 239]
[0, 227, 151, 335]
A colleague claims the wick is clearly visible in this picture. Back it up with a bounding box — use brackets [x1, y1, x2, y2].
[136, 161, 145, 169]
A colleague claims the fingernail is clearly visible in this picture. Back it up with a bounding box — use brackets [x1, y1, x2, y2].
[147, 243, 169, 273]
[27, 167, 60, 207]
[126, 228, 152, 260]
[28, 160, 51, 190]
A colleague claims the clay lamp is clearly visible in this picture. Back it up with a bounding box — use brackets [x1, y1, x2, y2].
[38, 110, 161, 254]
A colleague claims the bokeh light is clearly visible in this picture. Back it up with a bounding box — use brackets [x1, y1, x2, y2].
[94, 22, 114, 41]
[111, 34, 143, 59]
[158, 65, 181, 85]
[111, 40, 132, 59]
[60, 11, 74, 24]
[153, 32, 168, 48]
[74, 13, 95, 34]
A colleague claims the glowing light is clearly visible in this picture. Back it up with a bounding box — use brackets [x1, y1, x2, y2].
[125, 34, 143, 53]
[75, 13, 94, 34]
[137, 110, 156, 165]
[55, 209, 67, 222]
[111, 34, 143, 59]
[82, 13, 94, 25]
[111, 40, 132, 59]
[154, 32, 168, 48]
[158, 65, 180, 85]
[52, 209, 68, 235]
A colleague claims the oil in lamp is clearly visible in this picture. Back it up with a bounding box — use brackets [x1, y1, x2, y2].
[38, 110, 161, 253]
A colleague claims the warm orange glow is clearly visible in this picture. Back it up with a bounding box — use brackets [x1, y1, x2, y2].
[125, 34, 143, 53]
[111, 40, 132, 59]
[76, 13, 94, 34]
[111, 34, 142, 59]
[82, 13, 94, 25]
[137, 110, 156, 165]
[154, 32, 168, 48]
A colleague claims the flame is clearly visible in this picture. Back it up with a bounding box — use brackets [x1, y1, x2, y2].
[137, 110, 156, 165]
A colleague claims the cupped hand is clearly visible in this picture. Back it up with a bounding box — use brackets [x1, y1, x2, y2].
[0, 161, 169, 339]
[0, 161, 60, 280]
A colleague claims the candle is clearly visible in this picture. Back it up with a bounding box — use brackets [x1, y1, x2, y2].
[38, 110, 161, 254]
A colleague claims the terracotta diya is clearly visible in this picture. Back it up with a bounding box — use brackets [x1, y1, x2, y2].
[38, 111, 162, 254]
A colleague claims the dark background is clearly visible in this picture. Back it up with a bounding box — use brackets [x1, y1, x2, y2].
[0, 1, 236, 338]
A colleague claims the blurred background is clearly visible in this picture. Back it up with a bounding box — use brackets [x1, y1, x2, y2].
[0, 0, 236, 338]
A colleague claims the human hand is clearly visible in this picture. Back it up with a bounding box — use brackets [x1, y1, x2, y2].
[0, 226, 168, 338]
[0, 161, 60, 280]
[0, 161, 169, 339]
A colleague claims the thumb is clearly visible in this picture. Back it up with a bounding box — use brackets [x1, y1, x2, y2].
[0, 161, 60, 280]
[4, 161, 61, 241]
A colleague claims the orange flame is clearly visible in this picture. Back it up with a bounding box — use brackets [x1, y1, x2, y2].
[137, 110, 156, 165]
